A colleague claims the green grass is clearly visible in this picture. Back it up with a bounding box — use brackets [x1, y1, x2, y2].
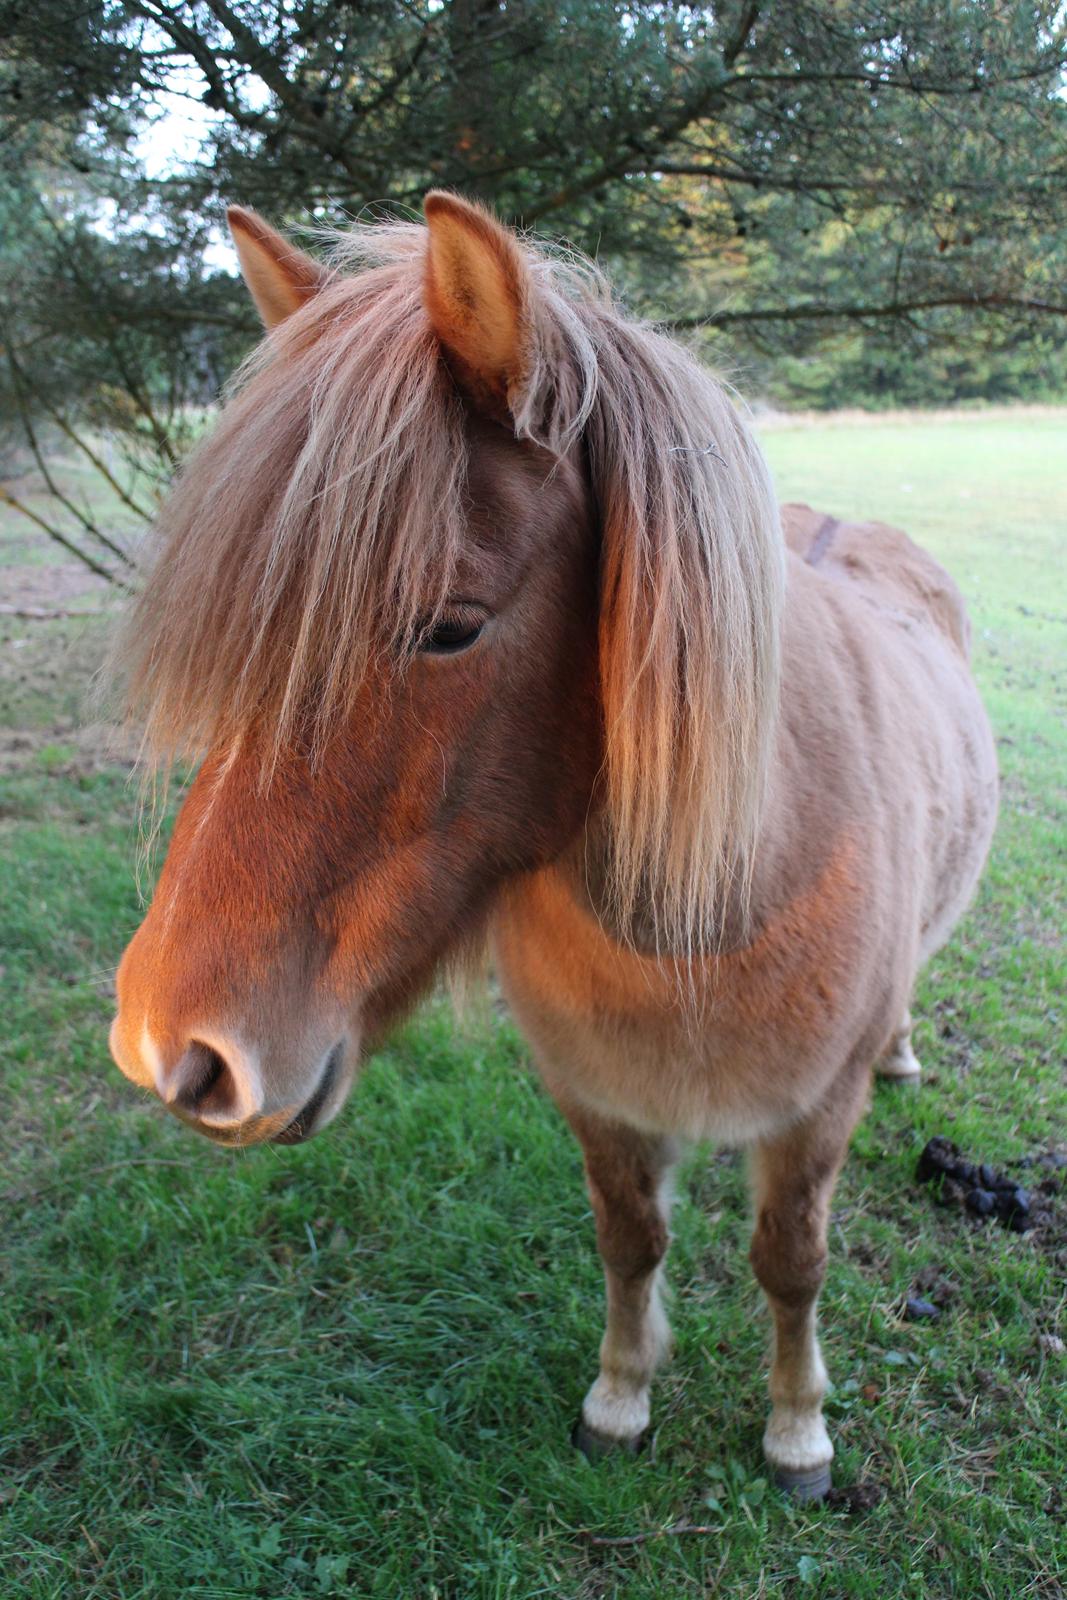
[1, 413, 1065, 1598]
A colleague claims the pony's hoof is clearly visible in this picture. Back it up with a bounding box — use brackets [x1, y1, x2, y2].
[876, 1064, 921, 1085]
[772, 1461, 833, 1502]
[571, 1416, 646, 1461]
[876, 1040, 922, 1083]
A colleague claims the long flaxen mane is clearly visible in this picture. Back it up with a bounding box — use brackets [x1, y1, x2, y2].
[117, 214, 784, 954]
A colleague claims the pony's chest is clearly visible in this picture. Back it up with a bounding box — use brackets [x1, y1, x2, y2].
[490, 856, 868, 1142]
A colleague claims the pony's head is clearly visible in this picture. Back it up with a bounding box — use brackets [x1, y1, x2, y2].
[109, 194, 782, 1146]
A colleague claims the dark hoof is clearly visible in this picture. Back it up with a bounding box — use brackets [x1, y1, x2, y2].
[772, 1461, 833, 1502]
[571, 1416, 646, 1461]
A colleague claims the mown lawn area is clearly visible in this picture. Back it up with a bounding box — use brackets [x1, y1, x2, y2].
[1, 411, 1065, 1599]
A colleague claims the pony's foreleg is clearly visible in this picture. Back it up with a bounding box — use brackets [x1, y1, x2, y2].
[748, 1073, 866, 1500]
[559, 1096, 680, 1455]
[874, 1010, 922, 1082]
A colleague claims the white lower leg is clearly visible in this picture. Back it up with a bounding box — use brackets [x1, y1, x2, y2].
[762, 1302, 833, 1474]
[876, 1012, 922, 1081]
[581, 1267, 670, 1442]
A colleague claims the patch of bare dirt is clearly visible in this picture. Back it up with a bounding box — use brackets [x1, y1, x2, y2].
[0, 721, 141, 775]
[0, 564, 127, 758]
[0, 560, 110, 612]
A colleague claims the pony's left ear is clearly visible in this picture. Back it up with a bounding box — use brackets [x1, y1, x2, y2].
[423, 191, 531, 410]
[227, 205, 326, 330]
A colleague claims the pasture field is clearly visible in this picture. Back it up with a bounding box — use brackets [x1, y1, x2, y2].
[1, 411, 1065, 1599]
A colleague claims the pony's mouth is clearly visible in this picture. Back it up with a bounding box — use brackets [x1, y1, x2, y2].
[273, 1041, 344, 1145]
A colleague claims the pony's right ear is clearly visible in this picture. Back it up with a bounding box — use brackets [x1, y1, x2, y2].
[227, 206, 325, 330]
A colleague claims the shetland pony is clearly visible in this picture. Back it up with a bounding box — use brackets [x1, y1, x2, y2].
[109, 194, 997, 1498]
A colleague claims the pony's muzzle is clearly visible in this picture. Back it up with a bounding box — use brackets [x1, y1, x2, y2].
[164, 1036, 348, 1146]
[166, 1038, 255, 1123]
[109, 1013, 353, 1147]
[148, 1030, 266, 1137]
[272, 1040, 344, 1145]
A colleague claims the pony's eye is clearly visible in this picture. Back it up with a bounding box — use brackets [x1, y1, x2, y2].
[418, 611, 485, 655]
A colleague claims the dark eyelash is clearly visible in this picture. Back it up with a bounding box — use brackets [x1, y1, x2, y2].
[417, 611, 485, 654]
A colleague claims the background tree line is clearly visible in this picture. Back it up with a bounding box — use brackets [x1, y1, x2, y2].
[1, 0, 1065, 580]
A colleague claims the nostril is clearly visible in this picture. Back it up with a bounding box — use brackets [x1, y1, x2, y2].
[171, 1040, 237, 1118]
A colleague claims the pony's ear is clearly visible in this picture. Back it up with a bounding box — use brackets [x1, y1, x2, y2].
[227, 205, 325, 330]
[422, 191, 531, 409]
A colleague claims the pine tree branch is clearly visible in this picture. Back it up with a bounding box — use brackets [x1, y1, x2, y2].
[668, 292, 1067, 330]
